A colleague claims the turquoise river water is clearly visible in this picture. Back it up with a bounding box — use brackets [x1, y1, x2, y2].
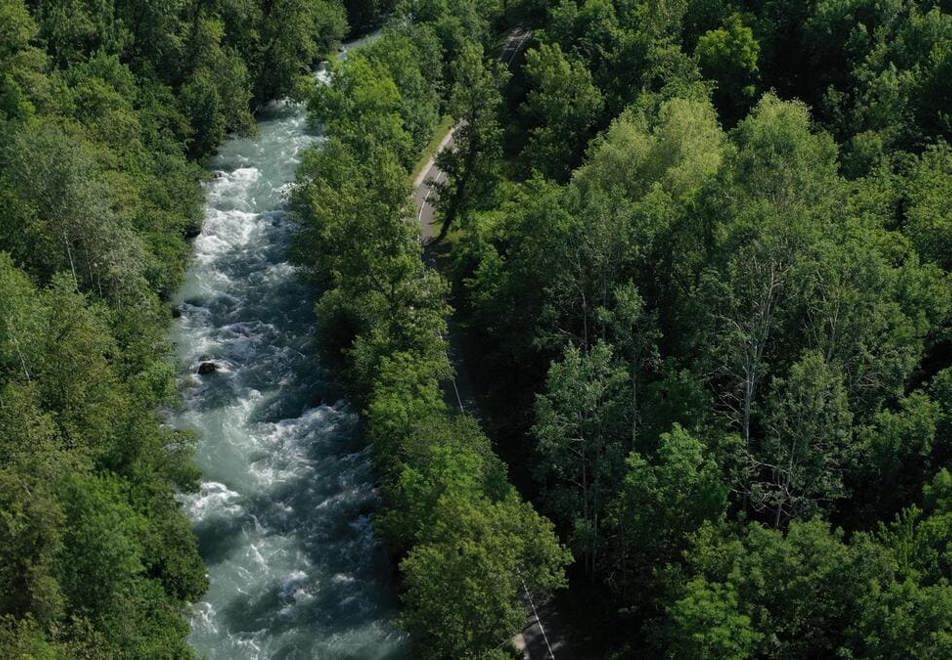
[172, 40, 407, 659]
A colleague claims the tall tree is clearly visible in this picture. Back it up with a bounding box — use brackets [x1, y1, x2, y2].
[521, 42, 604, 181]
[533, 341, 628, 576]
[434, 41, 508, 240]
[400, 491, 569, 659]
[749, 351, 854, 525]
[695, 13, 760, 125]
[607, 424, 727, 604]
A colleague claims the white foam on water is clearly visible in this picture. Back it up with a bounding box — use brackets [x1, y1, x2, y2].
[183, 482, 244, 521]
[193, 602, 219, 635]
[195, 209, 262, 259]
[171, 35, 405, 659]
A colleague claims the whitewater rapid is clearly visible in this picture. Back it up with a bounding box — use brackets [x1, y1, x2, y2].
[172, 50, 405, 659]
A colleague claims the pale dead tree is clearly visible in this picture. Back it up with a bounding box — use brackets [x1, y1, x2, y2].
[5, 318, 32, 384]
[705, 241, 792, 448]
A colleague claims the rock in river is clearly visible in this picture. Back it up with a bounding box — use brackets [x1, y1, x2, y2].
[197, 361, 218, 375]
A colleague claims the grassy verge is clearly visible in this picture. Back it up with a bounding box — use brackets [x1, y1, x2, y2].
[410, 115, 455, 184]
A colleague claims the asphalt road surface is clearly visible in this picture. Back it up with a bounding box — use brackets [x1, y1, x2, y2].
[411, 123, 576, 660]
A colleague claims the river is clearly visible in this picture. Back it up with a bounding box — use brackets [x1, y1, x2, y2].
[171, 40, 406, 659]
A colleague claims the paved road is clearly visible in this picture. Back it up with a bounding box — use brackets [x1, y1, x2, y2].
[501, 27, 533, 66]
[410, 50, 577, 658]
[414, 153, 565, 660]
[412, 129, 454, 243]
[411, 25, 536, 410]
[414, 24, 531, 243]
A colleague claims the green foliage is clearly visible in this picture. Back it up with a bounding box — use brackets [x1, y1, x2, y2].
[695, 13, 759, 125]
[255, 0, 347, 103]
[450, 3, 952, 654]
[667, 577, 761, 659]
[905, 142, 952, 269]
[434, 41, 509, 239]
[0, 247, 205, 655]
[662, 488, 952, 658]
[382, 414, 508, 547]
[521, 42, 604, 180]
[0, 0, 351, 654]
[400, 491, 569, 659]
[180, 69, 226, 158]
[607, 424, 728, 605]
[729, 94, 839, 206]
[533, 342, 628, 575]
[750, 351, 855, 524]
[294, 14, 570, 656]
[854, 390, 939, 521]
[58, 475, 146, 616]
[309, 25, 440, 168]
[12, 0, 952, 654]
[674, 520, 877, 657]
[851, 578, 952, 658]
[0, 386, 69, 628]
[345, 0, 397, 33]
[577, 96, 726, 201]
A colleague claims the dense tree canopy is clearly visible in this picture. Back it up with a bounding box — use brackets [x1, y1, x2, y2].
[293, 8, 571, 656]
[426, 0, 952, 655]
[0, 0, 357, 654]
[7, 0, 952, 655]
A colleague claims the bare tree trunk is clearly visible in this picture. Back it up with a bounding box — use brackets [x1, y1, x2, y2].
[63, 232, 79, 291]
[7, 320, 31, 384]
[631, 366, 638, 451]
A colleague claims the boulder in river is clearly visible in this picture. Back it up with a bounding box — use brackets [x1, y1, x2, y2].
[198, 361, 219, 375]
[184, 223, 202, 239]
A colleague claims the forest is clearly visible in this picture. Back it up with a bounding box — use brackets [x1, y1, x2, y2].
[296, 0, 952, 656]
[4, 0, 952, 658]
[410, 0, 952, 657]
[0, 0, 372, 655]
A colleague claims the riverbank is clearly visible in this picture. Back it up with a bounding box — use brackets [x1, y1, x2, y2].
[173, 44, 406, 656]
[293, 17, 571, 658]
